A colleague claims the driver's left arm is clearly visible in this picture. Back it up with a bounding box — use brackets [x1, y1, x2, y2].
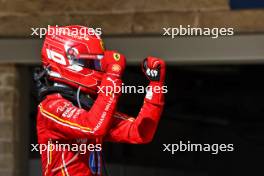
[104, 81, 164, 144]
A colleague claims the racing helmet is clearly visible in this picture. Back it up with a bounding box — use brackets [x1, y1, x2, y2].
[41, 25, 105, 94]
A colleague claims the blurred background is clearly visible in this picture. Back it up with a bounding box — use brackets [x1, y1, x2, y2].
[0, 0, 264, 176]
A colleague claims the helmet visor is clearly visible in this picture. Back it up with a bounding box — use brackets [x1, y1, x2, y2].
[66, 47, 103, 71]
[76, 55, 103, 71]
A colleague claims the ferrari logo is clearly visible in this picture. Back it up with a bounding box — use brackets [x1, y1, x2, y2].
[113, 53, 120, 61]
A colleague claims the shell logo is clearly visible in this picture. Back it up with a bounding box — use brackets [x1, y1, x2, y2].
[112, 64, 121, 72]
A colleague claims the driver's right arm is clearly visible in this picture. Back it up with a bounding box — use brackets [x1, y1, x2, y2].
[37, 75, 121, 140]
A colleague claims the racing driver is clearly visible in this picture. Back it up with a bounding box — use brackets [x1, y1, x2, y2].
[35, 25, 166, 176]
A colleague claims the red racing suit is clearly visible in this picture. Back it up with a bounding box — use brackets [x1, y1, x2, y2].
[37, 75, 164, 176]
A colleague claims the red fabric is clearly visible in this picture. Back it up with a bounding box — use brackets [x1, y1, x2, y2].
[37, 76, 164, 175]
[101, 50, 126, 77]
[105, 81, 164, 143]
[142, 56, 166, 83]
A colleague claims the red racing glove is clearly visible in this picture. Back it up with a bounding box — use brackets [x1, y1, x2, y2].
[101, 50, 126, 78]
[142, 56, 166, 83]
[142, 57, 166, 106]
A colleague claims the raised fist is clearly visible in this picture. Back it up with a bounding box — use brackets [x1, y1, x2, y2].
[101, 50, 126, 78]
[142, 57, 166, 82]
